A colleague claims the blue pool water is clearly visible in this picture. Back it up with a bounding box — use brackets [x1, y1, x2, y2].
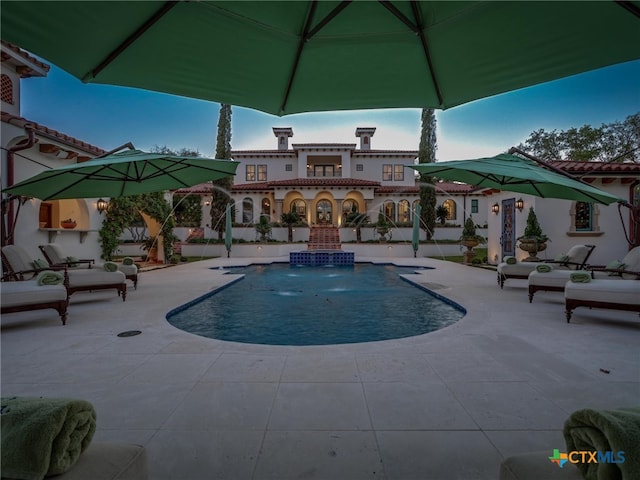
[167, 264, 464, 346]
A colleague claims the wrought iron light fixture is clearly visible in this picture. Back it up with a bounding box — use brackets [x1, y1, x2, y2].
[96, 198, 109, 214]
[492, 203, 500, 215]
[515, 198, 524, 212]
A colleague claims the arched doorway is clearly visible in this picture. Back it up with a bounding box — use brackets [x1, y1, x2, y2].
[316, 199, 332, 224]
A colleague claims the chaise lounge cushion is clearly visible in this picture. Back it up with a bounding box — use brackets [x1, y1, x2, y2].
[564, 279, 640, 306]
[66, 268, 126, 288]
[1, 281, 67, 308]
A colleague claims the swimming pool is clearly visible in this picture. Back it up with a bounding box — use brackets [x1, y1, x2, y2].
[167, 264, 464, 346]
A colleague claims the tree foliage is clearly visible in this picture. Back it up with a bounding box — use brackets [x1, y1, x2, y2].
[98, 192, 176, 261]
[211, 104, 233, 239]
[517, 113, 639, 162]
[418, 108, 437, 239]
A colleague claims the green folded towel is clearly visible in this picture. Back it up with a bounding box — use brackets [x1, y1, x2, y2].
[563, 407, 640, 480]
[504, 256, 517, 265]
[65, 256, 79, 267]
[32, 258, 49, 270]
[536, 264, 552, 273]
[35, 270, 64, 286]
[103, 261, 118, 272]
[1, 396, 96, 480]
[570, 272, 591, 283]
[606, 260, 625, 276]
[122, 256, 135, 266]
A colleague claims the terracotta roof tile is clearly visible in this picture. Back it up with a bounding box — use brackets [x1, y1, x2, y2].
[1, 111, 106, 155]
[1, 41, 50, 77]
[267, 178, 380, 187]
[377, 182, 481, 194]
[549, 160, 640, 174]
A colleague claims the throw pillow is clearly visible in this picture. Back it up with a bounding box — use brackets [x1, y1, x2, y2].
[104, 261, 118, 272]
[606, 260, 625, 276]
[554, 254, 570, 263]
[32, 258, 49, 270]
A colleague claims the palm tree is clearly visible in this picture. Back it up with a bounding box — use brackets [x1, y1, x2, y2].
[345, 211, 370, 243]
[435, 204, 449, 225]
[281, 211, 299, 242]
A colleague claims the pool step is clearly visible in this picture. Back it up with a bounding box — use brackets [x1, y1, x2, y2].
[308, 225, 341, 250]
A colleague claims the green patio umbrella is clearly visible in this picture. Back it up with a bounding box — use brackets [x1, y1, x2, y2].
[412, 204, 421, 258]
[1, 1, 638, 115]
[225, 203, 233, 258]
[4, 149, 238, 200]
[409, 153, 623, 205]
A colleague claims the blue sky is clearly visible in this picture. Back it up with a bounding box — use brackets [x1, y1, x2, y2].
[20, 60, 639, 161]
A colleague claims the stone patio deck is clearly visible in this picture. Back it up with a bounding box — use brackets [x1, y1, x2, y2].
[1, 257, 638, 479]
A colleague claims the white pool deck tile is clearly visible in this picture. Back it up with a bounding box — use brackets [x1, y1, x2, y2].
[1, 256, 639, 480]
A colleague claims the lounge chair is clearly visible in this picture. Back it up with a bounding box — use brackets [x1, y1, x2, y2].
[497, 244, 595, 289]
[528, 246, 640, 302]
[564, 269, 640, 323]
[39, 243, 138, 289]
[1, 275, 69, 325]
[2, 245, 127, 302]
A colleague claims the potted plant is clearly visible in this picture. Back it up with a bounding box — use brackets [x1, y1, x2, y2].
[375, 211, 393, 242]
[60, 218, 77, 229]
[517, 207, 549, 261]
[459, 216, 485, 263]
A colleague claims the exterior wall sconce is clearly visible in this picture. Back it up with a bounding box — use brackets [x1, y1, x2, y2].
[492, 203, 500, 215]
[515, 198, 524, 212]
[96, 198, 109, 214]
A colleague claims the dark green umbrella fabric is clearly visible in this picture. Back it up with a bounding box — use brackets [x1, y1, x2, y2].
[409, 154, 623, 205]
[2, 1, 638, 115]
[4, 150, 238, 200]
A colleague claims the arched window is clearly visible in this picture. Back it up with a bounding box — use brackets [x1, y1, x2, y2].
[1, 74, 13, 105]
[383, 201, 395, 223]
[342, 199, 359, 215]
[242, 197, 253, 223]
[291, 199, 306, 216]
[261, 198, 271, 219]
[397, 200, 410, 223]
[443, 199, 456, 220]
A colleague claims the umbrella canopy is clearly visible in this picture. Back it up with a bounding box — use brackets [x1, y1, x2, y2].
[412, 204, 421, 257]
[409, 154, 623, 205]
[225, 203, 233, 257]
[4, 149, 238, 200]
[2, 1, 638, 116]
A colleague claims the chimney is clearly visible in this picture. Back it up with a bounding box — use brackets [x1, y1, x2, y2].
[273, 127, 294, 150]
[355, 127, 376, 150]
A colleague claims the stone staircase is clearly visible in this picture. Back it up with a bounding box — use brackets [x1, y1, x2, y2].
[307, 225, 341, 250]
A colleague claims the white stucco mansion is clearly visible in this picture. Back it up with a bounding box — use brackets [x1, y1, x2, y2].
[221, 127, 487, 230]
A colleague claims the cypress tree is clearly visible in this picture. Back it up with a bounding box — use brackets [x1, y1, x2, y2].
[418, 108, 437, 240]
[210, 104, 233, 239]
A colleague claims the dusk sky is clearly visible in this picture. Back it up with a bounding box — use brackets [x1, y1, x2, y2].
[19, 59, 639, 161]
